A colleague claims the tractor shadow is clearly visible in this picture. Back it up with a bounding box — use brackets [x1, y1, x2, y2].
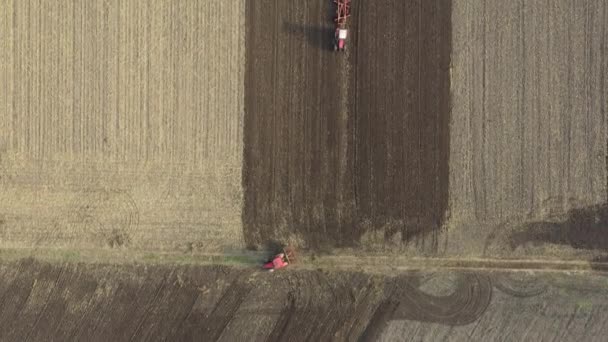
[283, 22, 335, 51]
[263, 239, 285, 256]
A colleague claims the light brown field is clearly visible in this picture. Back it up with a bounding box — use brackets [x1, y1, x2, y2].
[0, 0, 245, 253]
[442, 0, 608, 260]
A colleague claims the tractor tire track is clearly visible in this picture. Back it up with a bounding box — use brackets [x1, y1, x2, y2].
[1, 259, 607, 341]
[389, 272, 492, 326]
[200, 276, 254, 341]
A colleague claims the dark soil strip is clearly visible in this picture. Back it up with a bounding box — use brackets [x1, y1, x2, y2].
[349, 0, 452, 246]
[243, 0, 452, 249]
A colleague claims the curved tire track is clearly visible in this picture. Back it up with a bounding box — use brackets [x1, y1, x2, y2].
[493, 272, 548, 298]
[390, 272, 493, 326]
[67, 189, 139, 248]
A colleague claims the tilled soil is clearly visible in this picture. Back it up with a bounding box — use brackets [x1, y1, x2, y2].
[244, 0, 608, 263]
[243, 0, 451, 249]
[2, 258, 608, 341]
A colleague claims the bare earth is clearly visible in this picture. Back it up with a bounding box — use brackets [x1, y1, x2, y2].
[0, 259, 607, 342]
[0, 0, 607, 340]
[243, 0, 608, 264]
[243, 0, 451, 250]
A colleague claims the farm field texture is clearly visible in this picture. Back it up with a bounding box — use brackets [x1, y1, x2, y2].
[448, 0, 608, 261]
[244, 0, 608, 263]
[0, 0, 607, 340]
[0, 0, 246, 253]
[244, 0, 451, 251]
[0, 258, 605, 341]
[1, 0, 605, 259]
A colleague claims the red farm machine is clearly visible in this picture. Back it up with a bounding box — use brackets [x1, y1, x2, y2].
[333, 0, 351, 51]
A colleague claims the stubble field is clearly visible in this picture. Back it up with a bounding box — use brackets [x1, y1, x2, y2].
[0, 0, 246, 253]
[448, 0, 608, 261]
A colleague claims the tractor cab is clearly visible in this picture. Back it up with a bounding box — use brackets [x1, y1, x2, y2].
[334, 28, 348, 51]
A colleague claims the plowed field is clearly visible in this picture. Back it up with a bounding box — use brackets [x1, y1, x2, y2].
[0, 259, 607, 341]
[243, 0, 451, 249]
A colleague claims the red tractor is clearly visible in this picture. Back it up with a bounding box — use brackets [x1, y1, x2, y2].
[334, 0, 351, 51]
[262, 246, 297, 272]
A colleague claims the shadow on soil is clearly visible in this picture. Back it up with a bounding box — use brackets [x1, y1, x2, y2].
[283, 22, 335, 51]
[508, 203, 608, 272]
[283, 0, 336, 51]
[509, 203, 608, 251]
